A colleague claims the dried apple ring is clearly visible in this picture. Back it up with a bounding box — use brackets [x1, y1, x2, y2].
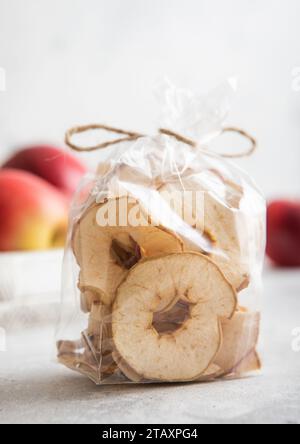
[84, 302, 117, 377]
[215, 310, 260, 376]
[57, 302, 117, 383]
[73, 197, 183, 306]
[80, 289, 96, 313]
[112, 350, 143, 383]
[233, 350, 261, 376]
[112, 253, 237, 382]
[159, 179, 249, 292]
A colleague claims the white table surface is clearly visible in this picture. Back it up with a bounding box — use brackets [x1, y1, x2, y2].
[0, 268, 299, 424]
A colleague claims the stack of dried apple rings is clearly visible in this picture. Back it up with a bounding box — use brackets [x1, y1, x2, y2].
[58, 166, 261, 384]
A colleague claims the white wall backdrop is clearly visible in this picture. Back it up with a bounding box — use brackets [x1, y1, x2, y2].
[0, 0, 300, 197]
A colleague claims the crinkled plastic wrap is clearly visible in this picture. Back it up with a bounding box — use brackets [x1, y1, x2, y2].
[57, 82, 266, 385]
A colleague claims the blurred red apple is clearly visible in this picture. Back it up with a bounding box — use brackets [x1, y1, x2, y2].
[266, 200, 300, 267]
[2, 145, 87, 198]
[0, 169, 68, 252]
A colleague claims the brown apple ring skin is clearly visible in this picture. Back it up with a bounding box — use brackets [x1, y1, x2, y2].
[112, 253, 237, 382]
[72, 197, 183, 306]
[159, 179, 249, 292]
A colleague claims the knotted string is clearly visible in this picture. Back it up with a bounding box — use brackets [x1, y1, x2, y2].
[65, 123, 257, 158]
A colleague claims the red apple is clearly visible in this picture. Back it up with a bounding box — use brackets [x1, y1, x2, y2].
[2, 145, 87, 198]
[266, 200, 300, 267]
[0, 169, 68, 252]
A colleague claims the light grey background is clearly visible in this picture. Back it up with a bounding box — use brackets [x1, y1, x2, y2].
[0, 0, 300, 197]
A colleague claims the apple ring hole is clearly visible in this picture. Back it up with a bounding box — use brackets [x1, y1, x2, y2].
[152, 300, 191, 335]
[110, 237, 142, 270]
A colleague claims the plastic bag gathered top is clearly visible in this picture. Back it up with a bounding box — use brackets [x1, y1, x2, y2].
[57, 81, 266, 385]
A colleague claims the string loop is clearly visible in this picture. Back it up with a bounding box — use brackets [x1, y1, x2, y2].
[65, 124, 143, 153]
[65, 123, 257, 158]
[220, 127, 257, 158]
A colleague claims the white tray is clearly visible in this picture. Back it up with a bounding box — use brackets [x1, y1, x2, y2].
[0, 249, 64, 328]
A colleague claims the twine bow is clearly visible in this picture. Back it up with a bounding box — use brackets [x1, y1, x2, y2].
[65, 124, 257, 159]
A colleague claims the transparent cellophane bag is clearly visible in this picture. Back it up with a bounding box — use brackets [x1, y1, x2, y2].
[57, 81, 266, 385]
